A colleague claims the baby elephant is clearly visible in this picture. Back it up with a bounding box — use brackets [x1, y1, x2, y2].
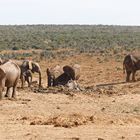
[0, 60, 21, 99]
[23, 70, 32, 87]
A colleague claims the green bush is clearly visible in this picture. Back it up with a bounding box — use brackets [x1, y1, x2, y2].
[0, 25, 140, 58]
[12, 46, 19, 50]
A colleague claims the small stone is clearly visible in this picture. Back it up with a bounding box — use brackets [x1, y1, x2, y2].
[98, 138, 104, 140]
[101, 107, 105, 111]
[121, 136, 125, 139]
[56, 106, 60, 109]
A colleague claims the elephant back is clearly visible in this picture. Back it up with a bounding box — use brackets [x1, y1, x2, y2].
[72, 64, 80, 80]
[0, 61, 21, 79]
[50, 65, 63, 79]
[123, 54, 138, 71]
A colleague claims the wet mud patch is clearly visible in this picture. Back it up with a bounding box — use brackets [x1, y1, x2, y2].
[32, 86, 81, 96]
[30, 84, 129, 98]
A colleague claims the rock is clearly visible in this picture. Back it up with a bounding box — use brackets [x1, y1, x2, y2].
[98, 138, 104, 140]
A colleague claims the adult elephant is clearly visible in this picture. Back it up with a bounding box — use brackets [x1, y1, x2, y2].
[0, 60, 21, 99]
[46, 64, 80, 87]
[123, 53, 140, 82]
[13, 60, 42, 88]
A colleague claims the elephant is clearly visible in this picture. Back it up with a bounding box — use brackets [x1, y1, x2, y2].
[46, 64, 80, 87]
[72, 64, 81, 80]
[123, 53, 140, 82]
[23, 70, 32, 87]
[0, 58, 9, 65]
[46, 65, 63, 87]
[13, 60, 42, 88]
[0, 60, 21, 99]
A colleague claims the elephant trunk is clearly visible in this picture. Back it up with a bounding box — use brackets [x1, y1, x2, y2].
[0, 83, 5, 100]
[38, 71, 42, 88]
[123, 62, 125, 74]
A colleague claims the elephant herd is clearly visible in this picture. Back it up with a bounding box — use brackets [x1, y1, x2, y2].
[0, 52, 140, 100]
[0, 59, 42, 99]
[0, 59, 81, 100]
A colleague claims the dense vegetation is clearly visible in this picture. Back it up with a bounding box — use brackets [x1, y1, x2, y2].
[0, 25, 140, 59]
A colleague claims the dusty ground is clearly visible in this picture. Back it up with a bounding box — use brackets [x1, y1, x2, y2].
[0, 54, 140, 140]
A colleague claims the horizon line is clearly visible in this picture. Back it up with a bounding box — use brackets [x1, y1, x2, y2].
[0, 23, 140, 27]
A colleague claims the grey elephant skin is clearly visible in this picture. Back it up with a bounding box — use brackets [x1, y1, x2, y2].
[23, 70, 32, 87]
[47, 64, 80, 87]
[13, 60, 42, 88]
[123, 53, 140, 82]
[0, 61, 21, 99]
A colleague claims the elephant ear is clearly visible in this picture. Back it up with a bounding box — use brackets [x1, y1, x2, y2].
[34, 62, 41, 71]
[28, 61, 33, 70]
[0, 68, 6, 79]
[63, 65, 75, 80]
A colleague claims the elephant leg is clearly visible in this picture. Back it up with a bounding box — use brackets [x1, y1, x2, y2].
[12, 78, 19, 98]
[29, 75, 32, 87]
[5, 87, 10, 97]
[126, 71, 131, 82]
[0, 89, 3, 100]
[47, 77, 50, 87]
[132, 71, 136, 82]
[0, 93, 2, 100]
[48, 77, 53, 87]
[30, 75, 32, 84]
[27, 76, 31, 87]
[21, 75, 25, 88]
[0, 80, 5, 100]
[12, 86, 17, 99]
